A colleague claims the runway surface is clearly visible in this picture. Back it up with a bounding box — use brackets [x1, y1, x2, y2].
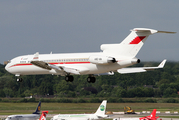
[0, 113, 179, 120]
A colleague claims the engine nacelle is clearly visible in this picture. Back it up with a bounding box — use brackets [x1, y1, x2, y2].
[89, 55, 116, 65]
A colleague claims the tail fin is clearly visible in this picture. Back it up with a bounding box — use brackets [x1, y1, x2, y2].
[149, 109, 158, 119]
[33, 101, 41, 114]
[39, 111, 48, 120]
[140, 109, 159, 120]
[95, 100, 107, 118]
[101, 28, 176, 58]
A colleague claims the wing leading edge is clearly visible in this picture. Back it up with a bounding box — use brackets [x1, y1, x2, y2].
[117, 59, 166, 74]
[31, 60, 89, 76]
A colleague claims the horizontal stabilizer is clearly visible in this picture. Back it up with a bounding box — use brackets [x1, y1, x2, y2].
[157, 31, 176, 34]
[117, 59, 166, 74]
[131, 28, 176, 34]
[131, 28, 158, 34]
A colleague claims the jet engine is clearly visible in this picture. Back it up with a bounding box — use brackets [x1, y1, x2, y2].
[89, 55, 116, 65]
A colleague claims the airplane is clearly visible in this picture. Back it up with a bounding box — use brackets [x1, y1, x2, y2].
[5, 101, 41, 120]
[139, 109, 159, 120]
[114, 109, 159, 120]
[5, 28, 175, 83]
[39, 111, 48, 120]
[51, 100, 108, 120]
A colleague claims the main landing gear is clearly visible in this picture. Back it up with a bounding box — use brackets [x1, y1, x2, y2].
[64, 75, 96, 83]
[65, 75, 74, 82]
[87, 76, 96, 83]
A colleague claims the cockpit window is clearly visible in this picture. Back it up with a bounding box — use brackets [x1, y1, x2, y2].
[6, 117, 11, 119]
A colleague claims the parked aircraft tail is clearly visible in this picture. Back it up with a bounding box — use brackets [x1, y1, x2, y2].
[33, 101, 41, 114]
[101, 28, 176, 58]
[95, 100, 108, 118]
[39, 111, 48, 120]
[139, 109, 159, 120]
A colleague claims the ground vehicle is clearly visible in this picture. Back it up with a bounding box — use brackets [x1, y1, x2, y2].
[124, 106, 135, 114]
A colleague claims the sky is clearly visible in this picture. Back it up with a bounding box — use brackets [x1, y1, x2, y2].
[0, 1, 178, 64]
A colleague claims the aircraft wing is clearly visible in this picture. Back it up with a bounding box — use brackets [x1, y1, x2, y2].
[117, 59, 166, 74]
[31, 61, 52, 70]
[30, 52, 89, 75]
[31, 61, 89, 75]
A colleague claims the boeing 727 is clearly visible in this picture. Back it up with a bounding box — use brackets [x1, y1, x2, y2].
[5, 28, 175, 83]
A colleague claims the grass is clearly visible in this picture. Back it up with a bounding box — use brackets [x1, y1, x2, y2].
[0, 103, 179, 115]
[0, 102, 179, 119]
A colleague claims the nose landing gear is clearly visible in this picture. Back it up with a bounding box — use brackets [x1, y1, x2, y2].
[17, 78, 23, 82]
[15, 74, 23, 82]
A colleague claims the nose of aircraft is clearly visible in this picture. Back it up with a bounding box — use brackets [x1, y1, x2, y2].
[5, 63, 10, 72]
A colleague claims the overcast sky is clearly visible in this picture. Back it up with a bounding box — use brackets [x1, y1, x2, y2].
[0, 1, 178, 64]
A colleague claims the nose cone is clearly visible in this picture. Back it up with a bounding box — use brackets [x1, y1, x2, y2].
[5, 63, 10, 73]
[5, 64, 8, 71]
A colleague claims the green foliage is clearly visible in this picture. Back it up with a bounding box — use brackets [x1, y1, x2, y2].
[1, 61, 179, 101]
[28, 98, 36, 102]
[144, 98, 157, 103]
[165, 98, 179, 103]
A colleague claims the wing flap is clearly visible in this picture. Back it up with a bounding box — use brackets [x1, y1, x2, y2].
[117, 68, 146, 74]
[31, 61, 52, 70]
[117, 59, 166, 74]
[31, 61, 89, 75]
[63, 67, 80, 75]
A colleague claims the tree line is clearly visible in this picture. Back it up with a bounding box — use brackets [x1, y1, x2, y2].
[0, 61, 179, 99]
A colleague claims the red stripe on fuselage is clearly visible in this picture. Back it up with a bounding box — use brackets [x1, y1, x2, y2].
[129, 36, 146, 44]
[9, 62, 91, 68]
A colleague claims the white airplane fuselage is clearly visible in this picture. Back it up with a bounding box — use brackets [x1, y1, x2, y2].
[52, 114, 103, 120]
[5, 52, 136, 76]
[5, 114, 40, 120]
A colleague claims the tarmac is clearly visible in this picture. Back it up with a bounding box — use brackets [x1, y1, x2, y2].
[0, 113, 179, 120]
[110, 113, 179, 120]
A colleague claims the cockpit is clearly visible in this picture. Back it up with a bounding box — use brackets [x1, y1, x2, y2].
[5, 117, 12, 120]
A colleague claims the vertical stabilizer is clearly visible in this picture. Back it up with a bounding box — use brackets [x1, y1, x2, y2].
[150, 109, 157, 119]
[39, 111, 48, 120]
[101, 28, 175, 58]
[139, 109, 159, 120]
[33, 101, 41, 114]
[95, 100, 107, 118]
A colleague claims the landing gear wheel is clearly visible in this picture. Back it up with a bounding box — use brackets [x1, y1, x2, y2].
[65, 76, 74, 82]
[91, 77, 96, 83]
[87, 77, 96, 83]
[87, 77, 91, 83]
[17, 78, 23, 82]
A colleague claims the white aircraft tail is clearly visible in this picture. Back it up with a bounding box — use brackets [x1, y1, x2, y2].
[95, 100, 107, 118]
[101, 28, 176, 58]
